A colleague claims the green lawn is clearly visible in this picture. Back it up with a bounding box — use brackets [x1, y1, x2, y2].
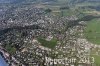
[37, 37, 57, 49]
[84, 18, 100, 45]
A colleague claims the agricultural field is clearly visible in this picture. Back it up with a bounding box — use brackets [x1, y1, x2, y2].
[85, 17, 100, 65]
[84, 18, 100, 45]
[90, 48, 100, 65]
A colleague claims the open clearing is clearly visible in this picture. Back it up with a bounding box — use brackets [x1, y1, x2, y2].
[37, 37, 57, 49]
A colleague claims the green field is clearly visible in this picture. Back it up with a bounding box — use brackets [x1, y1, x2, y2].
[84, 18, 100, 45]
[90, 48, 100, 65]
[91, 55, 100, 65]
[52, 10, 73, 17]
[84, 18, 100, 66]
[37, 37, 57, 49]
[44, 5, 76, 17]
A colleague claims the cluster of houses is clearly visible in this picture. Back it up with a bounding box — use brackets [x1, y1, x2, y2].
[0, 3, 100, 66]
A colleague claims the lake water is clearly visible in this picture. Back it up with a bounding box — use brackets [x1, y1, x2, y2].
[0, 55, 8, 66]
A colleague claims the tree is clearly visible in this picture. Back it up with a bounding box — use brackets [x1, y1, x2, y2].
[45, 8, 52, 14]
[5, 44, 16, 54]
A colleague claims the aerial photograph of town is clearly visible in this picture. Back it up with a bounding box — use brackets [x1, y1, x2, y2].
[0, 0, 100, 66]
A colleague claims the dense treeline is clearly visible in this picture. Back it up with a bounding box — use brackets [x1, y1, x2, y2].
[0, 25, 41, 36]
